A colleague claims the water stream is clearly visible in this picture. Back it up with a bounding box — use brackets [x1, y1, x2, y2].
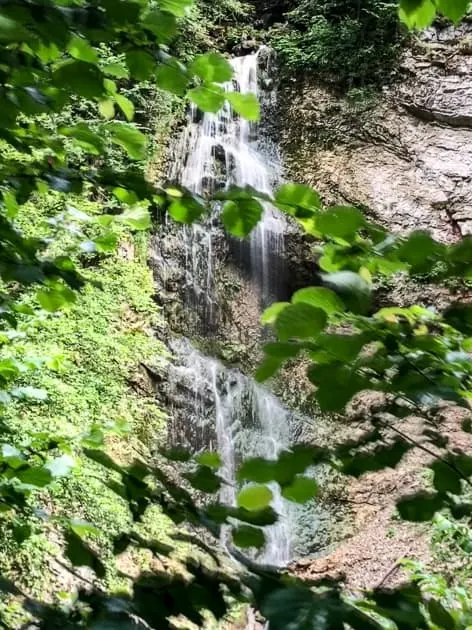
[166, 50, 302, 566]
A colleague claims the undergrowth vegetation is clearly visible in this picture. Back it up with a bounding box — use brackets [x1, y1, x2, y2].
[270, 0, 403, 89]
[0, 0, 471, 628]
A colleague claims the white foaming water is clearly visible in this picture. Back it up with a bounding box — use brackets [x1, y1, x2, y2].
[168, 339, 295, 566]
[169, 50, 285, 317]
[167, 51, 299, 566]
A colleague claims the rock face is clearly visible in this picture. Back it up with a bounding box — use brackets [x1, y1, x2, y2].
[272, 21, 472, 591]
[278, 22, 472, 241]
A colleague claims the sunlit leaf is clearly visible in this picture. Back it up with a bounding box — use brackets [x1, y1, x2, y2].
[292, 287, 344, 315]
[190, 52, 233, 83]
[159, 0, 193, 17]
[67, 36, 98, 65]
[156, 58, 189, 95]
[275, 303, 327, 341]
[260, 302, 290, 325]
[237, 485, 273, 511]
[189, 85, 225, 113]
[281, 476, 318, 503]
[221, 198, 263, 237]
[115, 94, 135, 122]
[227, 92, 260, 121]
[195, 452, 222, 469]
[107, 123, 146, 160]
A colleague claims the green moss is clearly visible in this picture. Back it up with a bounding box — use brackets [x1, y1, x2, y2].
[0, 193, 172, 596]
[270, 0, 403, 90]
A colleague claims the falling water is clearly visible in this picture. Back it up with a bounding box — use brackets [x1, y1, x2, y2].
[168, 49, 286, 320]
[166, 51, 302, 566]
[167, 338, 297, 565]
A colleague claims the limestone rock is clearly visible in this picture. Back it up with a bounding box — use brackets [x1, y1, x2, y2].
[278, 23, 472, 241]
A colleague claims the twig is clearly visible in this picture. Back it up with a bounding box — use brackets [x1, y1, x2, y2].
[375, 562, 400, 589]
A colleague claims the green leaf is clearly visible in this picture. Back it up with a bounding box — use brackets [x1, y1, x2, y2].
[308, 364, 367, 412]
[115, 94, 135, 121]
[221, 198, 264, 237]
[67, 36, 98, 64]
[274, 446, 326, 484]
[311, 333, 366, 363]
[189, 85, 225, 113]
[444, 303, 472, 335]
[431, 460, 462, 494]
[190, 53, 233, 83]
[69, 519, 100, 538]
[144, 10, 177, 43]
[1, 444, 25, 469]
[438, 0, 469, 20]
[160, 446, 191, 462]
[53, 61, 105, 99]
[168, 197, 205, 223]
[103, 63, 129, 78]
[195, 452, 221, 469]
[281, 476, 318, 503]
[396, 231, 445, 272]
[275, 183, 321, 214]
[12, 523, 32, 544]
[238, 458, 277, 483]
[396, 492, 445, 522]
[185, 466, 221, 493]
[275, 303, 327, 341]
[59, 124, 104, 155]
[227, 93, 260, 121]
[126, 50, 156, 81]
[37, 286, 77, 312]
[263, 342, 302, 358]
[316, 206, 365, 241]
[260, 302, 290, 325]
[17, 467, 53, 488]
[0, 15, 31, 41]
[119, 206, 152, 230]
[255, 356, 283, 382]
[107, 123, 146, 160]
[232, 525, 265, 549]
[427, 599, 455, 630]
[321, 271, 371, 314]
[206, 504, 278, 526]
[292, 287, 344, 315]
[159, 0, 193, 17]
[340, 440, 411, 477]
[94, 231, 119, 252]
[399, 0, 436, 28]
[237, 484, 273, 511]
[99, 99, 115, 120]
[156, 59, 189, 95]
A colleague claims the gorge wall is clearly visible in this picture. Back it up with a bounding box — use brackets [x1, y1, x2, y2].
[277, 21, 472, 241]
[273, 21, 472, 588]
[150, 13, 472, 591]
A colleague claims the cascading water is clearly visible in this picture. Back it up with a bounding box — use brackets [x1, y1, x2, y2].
[168, 48, 286, 320]
[165, 50, 306, 566]
[167, 338, 297, 565]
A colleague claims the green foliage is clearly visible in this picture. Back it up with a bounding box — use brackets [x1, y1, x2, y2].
[0, 0, 471, 628]
[271, 0, 403, 89]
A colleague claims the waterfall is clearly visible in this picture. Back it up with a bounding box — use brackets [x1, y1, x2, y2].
[165, 50, 304, 566]
[167, 338, 295, 565]
[168, 49, 286, 320]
